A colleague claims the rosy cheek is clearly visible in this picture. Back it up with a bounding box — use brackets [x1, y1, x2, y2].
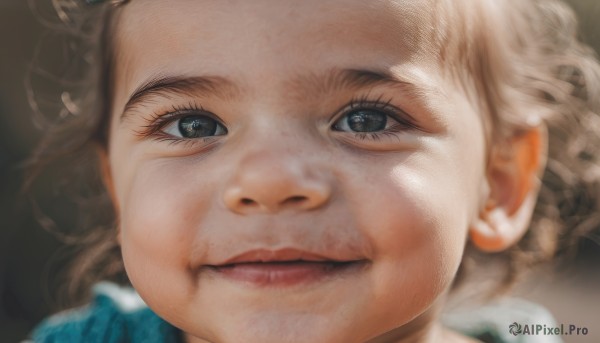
[118, 160, 212, 301]
[365, 162, 468, 297]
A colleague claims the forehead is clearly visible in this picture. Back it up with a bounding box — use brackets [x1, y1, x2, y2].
[112, 0, 466, 106]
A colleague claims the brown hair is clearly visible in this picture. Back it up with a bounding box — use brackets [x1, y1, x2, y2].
[25, 0, 126, 306]
[26, 0, 600, 307]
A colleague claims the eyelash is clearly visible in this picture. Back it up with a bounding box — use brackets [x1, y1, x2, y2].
[336, 94, 418, 141]
[135, 102, 220, 145]
[136, 96, 417, 145]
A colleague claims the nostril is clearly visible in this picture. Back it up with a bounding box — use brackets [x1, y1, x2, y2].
[241, 198, 256, 205]
[283, 195, 307, 205]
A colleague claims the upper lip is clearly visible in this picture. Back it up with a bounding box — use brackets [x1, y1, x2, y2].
[211, 248, 356, 266]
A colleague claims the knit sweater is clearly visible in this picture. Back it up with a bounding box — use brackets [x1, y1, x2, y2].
[31, 283, 181, 343]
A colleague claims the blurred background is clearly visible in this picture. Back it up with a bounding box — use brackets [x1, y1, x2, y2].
[1, 0, 600, 342]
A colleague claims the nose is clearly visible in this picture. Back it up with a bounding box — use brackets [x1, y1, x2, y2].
[222, 151, 332, 214]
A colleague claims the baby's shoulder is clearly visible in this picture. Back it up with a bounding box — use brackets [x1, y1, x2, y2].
[30, 282, 181, 343]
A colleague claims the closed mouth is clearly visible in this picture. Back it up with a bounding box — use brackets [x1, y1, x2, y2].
[205, 259, 368, 287]
[210, 259, 359, 269]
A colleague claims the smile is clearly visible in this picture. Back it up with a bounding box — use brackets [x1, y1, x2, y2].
[204, 248, 369, 287]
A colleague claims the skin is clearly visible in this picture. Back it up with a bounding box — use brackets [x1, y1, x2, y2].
[103, 0, 544, 342]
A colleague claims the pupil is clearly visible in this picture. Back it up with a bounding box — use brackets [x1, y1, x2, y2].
[347, 111, 387, 132]
[178, 116, 217, 138]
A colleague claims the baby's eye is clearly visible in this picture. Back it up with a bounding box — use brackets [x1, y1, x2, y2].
[333, 110, 392, 133]
[163, 115, 227, 138]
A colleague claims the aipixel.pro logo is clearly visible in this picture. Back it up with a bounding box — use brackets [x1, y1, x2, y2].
[509, 322, 589, 337]
[509, 322, 522, 335]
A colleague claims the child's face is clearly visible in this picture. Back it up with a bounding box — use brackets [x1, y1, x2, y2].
[107, 0, 489, 342]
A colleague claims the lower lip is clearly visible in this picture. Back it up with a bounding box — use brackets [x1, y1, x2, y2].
[207, 261, 364, 287]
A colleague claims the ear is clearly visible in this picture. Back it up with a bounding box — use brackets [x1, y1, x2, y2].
[470, 126, 547, 252]
[96, 145, 121, 244]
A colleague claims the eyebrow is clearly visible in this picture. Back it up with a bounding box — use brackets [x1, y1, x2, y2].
[121, 75, 238, 119]
[120, 68, 426, 120]
[293, 68, 413, 97]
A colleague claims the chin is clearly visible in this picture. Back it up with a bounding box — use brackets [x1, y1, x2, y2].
[187, 312, 359, 343]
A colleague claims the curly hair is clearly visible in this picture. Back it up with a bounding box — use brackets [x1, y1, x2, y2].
[446, 0, 600, 292]
[26, 0, 600, 307]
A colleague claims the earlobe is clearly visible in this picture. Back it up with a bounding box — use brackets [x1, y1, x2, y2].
[470, 126, 547, 253]
[470, 185, 539, 252]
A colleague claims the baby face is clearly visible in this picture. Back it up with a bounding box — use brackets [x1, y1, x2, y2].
[107, 0, 487, 342]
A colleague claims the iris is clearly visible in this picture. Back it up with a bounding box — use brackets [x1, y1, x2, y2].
[345, 111, 387, 132]
[178, 116, 219, 138]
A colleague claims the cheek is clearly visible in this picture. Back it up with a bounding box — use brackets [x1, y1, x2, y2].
[358, 152, 471, 252]
[118, 159, 214, 306]
[382, 167, 467, 271]
[346, 152, 472, 322]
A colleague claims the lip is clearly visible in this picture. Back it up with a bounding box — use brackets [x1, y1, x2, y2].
[218, 248, 348, 265]
[204, 248, 368, 287]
